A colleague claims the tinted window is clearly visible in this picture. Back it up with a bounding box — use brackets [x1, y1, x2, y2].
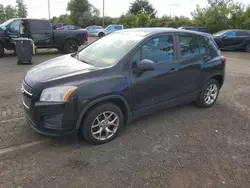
[236, 31, 249, 36]
[198, 35, 219, 58]
[9, 19, 21, 33]
[225, 31, 236, 38]
[179, 35, 199, 58]
[198, 35, 209, 55]
[115, 26, 122, 30]
[29, 20, 51, 30]
[132, 35, 174, 66]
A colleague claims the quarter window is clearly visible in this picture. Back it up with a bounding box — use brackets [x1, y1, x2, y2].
[179, 35, 199, 58]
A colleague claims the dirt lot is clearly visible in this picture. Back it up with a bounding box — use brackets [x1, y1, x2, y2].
[0, 40, 250, 188]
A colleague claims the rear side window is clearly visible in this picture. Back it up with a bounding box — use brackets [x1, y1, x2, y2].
[115, 26, 122, 30]
[29, 20, 51, 30]
[236, 31, 249, 36]
[179, 34, 199, 58]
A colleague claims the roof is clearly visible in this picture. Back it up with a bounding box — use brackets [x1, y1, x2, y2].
[116, 27, 211, 37]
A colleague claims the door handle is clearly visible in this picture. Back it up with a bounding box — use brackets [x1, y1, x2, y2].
[169, 68, 178, 73]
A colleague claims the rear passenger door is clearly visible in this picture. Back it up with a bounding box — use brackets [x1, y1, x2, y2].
[29, 20, 53, 47]
[130, 34, 180, 111]
[236, 31, 250, 46]
[176, 33, 203, 95]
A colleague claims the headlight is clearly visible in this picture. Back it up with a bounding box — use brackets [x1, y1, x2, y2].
[40, 86, 77, 102]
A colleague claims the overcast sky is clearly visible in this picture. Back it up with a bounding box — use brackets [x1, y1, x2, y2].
[0, 0, 249, 19]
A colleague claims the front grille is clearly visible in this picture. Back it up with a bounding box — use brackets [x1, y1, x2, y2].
[22, 81, 33, 109]
[22, 81, 32, 94]
[22, 94, 32, 109]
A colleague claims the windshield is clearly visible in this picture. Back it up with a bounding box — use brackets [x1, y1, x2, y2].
[77, 33, 144, 68]
[213, 30, 228, 36]
[0, 19, 15, 27]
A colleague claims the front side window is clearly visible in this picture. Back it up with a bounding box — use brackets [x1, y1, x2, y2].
[179, 34, 199, 58]
[77, 33, 144, 68]
[9, 19, 21, 33]
[225, 31, 236, 38]
[132, 35, 174, 66]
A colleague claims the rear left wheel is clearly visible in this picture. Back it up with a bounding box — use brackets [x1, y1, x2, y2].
[0, 43, 4, 58]
[196, 79, 220, 108]
[63, 40, 78, 54]
[81, 103, 124, 145]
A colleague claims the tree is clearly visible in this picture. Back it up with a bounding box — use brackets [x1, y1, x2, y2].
[5, 5, 16, 20]
[16, 0, 28, 18]
[128, 0, 156, 18]
[67, 0, 91, 26]
[0, 4, 5, 23]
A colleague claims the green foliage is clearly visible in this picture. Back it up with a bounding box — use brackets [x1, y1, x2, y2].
[191, 0, 249, 33]
[0, 4, 5, 23]
[4, 5, 16, 20]
[15, 0, 27, 18]
[128, 0, 156, 18]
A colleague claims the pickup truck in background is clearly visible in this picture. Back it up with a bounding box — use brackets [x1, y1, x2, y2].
[0, 18, 88, 57]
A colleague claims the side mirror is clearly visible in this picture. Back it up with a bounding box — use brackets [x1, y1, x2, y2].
[137, 59, 155, 71]
[222, 34, 227, 39]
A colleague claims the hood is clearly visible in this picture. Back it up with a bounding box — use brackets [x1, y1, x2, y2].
[25, 54, 101, 86]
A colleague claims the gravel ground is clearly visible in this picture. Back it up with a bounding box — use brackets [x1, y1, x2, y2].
[0, 42, 249, 188]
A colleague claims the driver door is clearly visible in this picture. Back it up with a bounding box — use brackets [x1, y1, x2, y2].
[129, 34, 180, 112]
[222, 31, 237, 48]
[7, 19, 21, 38]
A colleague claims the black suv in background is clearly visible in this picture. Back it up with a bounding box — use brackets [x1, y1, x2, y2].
[178, 26, 209, 33]
[22, 28, 226, 145]
[213, 29, 250, 52]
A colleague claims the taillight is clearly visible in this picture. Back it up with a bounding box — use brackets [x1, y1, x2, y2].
[221, 56, 226, 64]
[85, 33, 88, 41]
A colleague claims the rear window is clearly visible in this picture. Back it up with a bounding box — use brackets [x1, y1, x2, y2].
[29, 20, 51, 30]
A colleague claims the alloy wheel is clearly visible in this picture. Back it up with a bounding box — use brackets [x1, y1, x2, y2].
[204, 84, 218, 105]
[91, 111, 119, 141]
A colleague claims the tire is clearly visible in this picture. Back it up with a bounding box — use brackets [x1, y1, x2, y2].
[81, 103, 124, 145]
[98, 32, 105, 38]
[57, 47, 63, 52]
[0, 43, 4, 58]
[195, 79, 220, 108]
[245, 43, 250, 52]
[63, 40, 78, 54]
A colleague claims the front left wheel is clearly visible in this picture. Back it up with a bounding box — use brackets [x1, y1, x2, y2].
[81, 103, 124, 145]
[245, 44, 250, 52]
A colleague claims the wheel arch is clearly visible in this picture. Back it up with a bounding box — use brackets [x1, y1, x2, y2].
[205, 74, 224, 89]
[63, 37, 80, 46]
[76, 95, 132, 129]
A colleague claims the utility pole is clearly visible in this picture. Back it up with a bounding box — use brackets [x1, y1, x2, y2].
[102, 0, 105, 27]
[48, 0, 51, 20]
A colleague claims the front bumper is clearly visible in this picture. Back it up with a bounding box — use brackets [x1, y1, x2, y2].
[24, 101, 79, 137]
